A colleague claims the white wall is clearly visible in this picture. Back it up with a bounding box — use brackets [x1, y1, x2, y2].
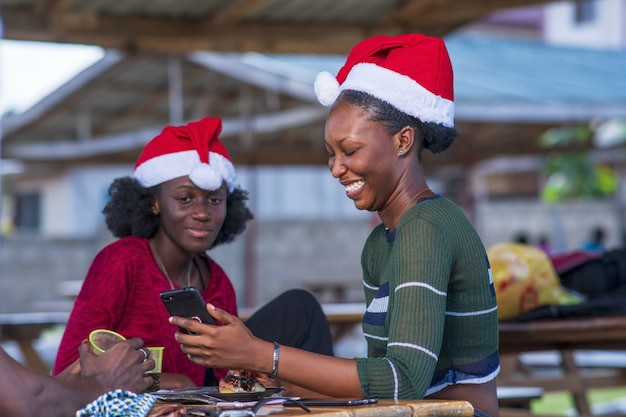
[544, 0, 626, 48]
[66, 165, 133, 236]
[42, 178, 70, 236]
[475, 198, 625, 253]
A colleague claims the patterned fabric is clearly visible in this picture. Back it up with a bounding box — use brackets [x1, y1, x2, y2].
[356, 195, 500, 399]
[76, 390, 157, 417]
[54, 236, 238, 385]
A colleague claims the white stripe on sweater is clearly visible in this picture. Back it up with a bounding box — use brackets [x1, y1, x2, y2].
[363, 332, 388, 341]
[388, 342, 438, 360]
[445, 305, 498, 316]
[385, 358, 400, 401]
[395, 282, 447, 296]
[363, 281, 378, 290]
[366, 296, 389, 314]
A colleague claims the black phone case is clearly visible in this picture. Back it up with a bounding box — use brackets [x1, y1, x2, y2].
[295, 397, 378, 406]
[160, 287, 217, 332]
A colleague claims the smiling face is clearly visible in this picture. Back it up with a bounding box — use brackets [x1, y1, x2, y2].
[153, 176, 227, 255]
[324, 99, 404, 213]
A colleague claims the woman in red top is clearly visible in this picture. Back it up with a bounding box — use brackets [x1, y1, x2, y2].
[53, 117, 254, 389]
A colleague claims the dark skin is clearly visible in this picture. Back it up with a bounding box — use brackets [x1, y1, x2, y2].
[149, 175, 228, 389]
[326, 99, 499, 416]
[324, 99, 432, 231]
[171, 98, 499, 416]
[1, 339, 154, 417]
[167, 102, 416, 397]
[171, 305, 363, 398]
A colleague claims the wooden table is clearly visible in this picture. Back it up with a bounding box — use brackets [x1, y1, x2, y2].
[151, 399, 474, 417]
[277, 399, 473, 417]
[498, 315, 626, 416]
[0, 312, 69, 372]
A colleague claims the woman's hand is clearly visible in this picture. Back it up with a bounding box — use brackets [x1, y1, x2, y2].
[170, 303, 271, 374]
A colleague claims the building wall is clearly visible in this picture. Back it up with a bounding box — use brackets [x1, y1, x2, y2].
[0, 218, 370, 313]
[476, 198, 625, 252]
[544, 0, 626, 48]
[3, 198, 624, 313]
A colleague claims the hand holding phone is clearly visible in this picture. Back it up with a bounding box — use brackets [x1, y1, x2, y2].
[160, 287, 217, 334]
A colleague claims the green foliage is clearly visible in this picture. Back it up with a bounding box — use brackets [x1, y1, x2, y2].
[539, 122, 622, 204]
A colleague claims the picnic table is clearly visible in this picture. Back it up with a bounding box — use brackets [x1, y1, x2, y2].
[149, 399, 474, 417]
[0, 312, 69, 372]
[498, 315, 626, 416]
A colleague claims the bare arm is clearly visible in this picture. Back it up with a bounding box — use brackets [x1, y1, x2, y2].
[1, 339, 154, 417]
[171, 303, 365, 398]
[0, 347, 104, 417]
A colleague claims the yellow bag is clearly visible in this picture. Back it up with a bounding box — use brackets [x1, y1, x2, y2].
[487, 242, 582, 320]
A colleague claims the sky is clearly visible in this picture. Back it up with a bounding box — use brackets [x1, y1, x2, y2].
[0, 39, 105, 115]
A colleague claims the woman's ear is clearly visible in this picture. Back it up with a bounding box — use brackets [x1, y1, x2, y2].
[152, 196, 160, 216]
[396, 126, 415, 155]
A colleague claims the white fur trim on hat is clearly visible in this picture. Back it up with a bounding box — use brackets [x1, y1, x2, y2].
[314, 71, 340, 106]
[134, 150, 236, 192]
[315, 63, 454, 127]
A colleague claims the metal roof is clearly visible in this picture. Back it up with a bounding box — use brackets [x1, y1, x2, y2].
[230, 34, 626, 120]
[2, 35, 625, 174]
[1, 0, 555, 54]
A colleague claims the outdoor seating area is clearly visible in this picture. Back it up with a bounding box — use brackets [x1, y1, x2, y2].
[1, 1, 626, 416]
[4, 302, 626, 416]
[499, 316, 626, 416]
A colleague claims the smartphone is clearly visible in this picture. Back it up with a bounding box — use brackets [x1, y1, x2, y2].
[160, 287, 217, 334]
[292, 397, 378, 406]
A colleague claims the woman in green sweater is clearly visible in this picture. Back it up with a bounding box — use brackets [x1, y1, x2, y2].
[171, 34, 500, 417]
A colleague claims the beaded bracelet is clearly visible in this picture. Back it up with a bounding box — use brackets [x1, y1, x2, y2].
[269, 341, 280, 380]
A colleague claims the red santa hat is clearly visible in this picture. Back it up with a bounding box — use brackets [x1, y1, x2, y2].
[314, 33, 454, 127]
[134, 117, 236, 192]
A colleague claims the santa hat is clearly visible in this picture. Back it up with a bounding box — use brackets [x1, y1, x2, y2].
[314, 34, 454, 127]
[134, 117, 236, 192]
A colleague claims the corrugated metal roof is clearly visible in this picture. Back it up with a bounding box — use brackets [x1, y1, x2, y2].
[2, 35, 624, 170]
[208, 34, 626, 121]
[448, 34, 626, 103]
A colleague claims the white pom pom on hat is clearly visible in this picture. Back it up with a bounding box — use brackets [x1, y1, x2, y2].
[133, 117, 236, 192]
[314, 71, 340, 106]
[313, 33, 455, 128]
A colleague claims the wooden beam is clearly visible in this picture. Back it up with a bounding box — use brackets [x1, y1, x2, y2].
[5, 106, 327, 161]
[1, 0, 556, 54]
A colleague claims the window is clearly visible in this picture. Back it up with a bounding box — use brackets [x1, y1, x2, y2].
[13, 192, 41, 232]
[574, 0, 596, 24]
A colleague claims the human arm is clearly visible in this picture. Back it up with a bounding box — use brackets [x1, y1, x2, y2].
[0, 339, 153, 417]
[355, 218, 449, 398]
[171, 305, 366, 398]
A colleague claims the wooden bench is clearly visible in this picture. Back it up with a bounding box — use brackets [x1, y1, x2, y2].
[497, 386, 544, 416]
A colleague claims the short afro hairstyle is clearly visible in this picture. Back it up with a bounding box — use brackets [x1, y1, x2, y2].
[336, 90, 458, 158]
[102, 176, 253, 249]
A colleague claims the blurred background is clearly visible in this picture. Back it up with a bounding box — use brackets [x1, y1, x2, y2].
[1, 3, 626, 407]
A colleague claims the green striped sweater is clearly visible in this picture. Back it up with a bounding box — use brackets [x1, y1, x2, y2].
[355, 195, 499, 399]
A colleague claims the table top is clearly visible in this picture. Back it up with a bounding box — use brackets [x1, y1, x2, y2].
[152, 399, 474, 417]
[0, 312, 70, 341]
[499, 315, 626, 354]
[282, 399, 474, 417]
[0, 312, 70, 325]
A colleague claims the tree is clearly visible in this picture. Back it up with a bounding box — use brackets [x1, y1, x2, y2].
[540, 121, 625, 204]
